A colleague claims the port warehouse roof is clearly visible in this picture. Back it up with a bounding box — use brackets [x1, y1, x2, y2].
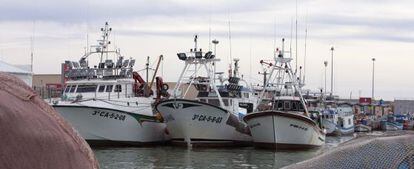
[0, 60, 32, 86]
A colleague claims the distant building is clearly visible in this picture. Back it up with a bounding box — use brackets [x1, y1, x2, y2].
[394, 99, 414, 115]
[353, 97, 393, 118]
[32, 74, 62, 88]
[0, 61, 33, 86]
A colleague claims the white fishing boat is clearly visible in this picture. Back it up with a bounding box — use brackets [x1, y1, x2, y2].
[306, 92, 354, 136]
[243, 41, 325, 150]
[319, 105, 354, 136]
[155, 35, 256, 147]
[333, 105, 355, 135]
[50, 22, 171, 146]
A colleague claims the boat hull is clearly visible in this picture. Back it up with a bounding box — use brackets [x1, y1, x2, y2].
[53, 105, 168, 146]
[155, 99, 252, 147]
[244, 111, 325, 150]
[381, 121, 403, 131]
[321, 119, 337, 135]
[332, 126, 355, 136]
[355, 124, 372, 132]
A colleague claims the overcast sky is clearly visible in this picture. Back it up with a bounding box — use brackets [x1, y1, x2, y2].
[0, 0, 413, 100]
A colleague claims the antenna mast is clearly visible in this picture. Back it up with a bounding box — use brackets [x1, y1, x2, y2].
[303, 8, 308, 85]
[273, 17, 277, 57]
[295, 0, 298, 72]
[289, 18, 293, 58]
[228, 13, 233, 77]
[208, 1, 212, 51]
[30, 21, 35, 73]
[99, 22, 112, 64]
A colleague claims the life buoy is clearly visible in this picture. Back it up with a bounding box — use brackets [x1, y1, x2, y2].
[162, 84, 169, 91]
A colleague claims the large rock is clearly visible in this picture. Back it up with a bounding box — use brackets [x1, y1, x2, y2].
[0, 73, 99, 169]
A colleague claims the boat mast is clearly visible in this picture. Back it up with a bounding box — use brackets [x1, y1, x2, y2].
[303, 8, 308, 86]
[99, 22, 112, 64]
[295, 0, 298, 72]
[149, 55, 164, 90]
[228, 13, 233, 77]
[145, 56, 150, 96]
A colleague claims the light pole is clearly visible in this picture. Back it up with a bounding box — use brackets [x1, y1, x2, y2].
[212, 39, 219, 56]
[372, 58, 375, 100]
[324, 61, 328, 95]
[330, 46, 334, 96]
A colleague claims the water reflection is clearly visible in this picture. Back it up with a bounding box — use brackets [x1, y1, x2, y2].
[94, 135, 354, 169]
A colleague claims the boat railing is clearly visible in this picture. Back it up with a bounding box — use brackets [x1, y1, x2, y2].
[65, 67, 133, 80]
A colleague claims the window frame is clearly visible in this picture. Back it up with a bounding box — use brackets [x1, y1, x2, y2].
[98, 85, 106, 92]
[106, 85, 113, 92]
[75, 85, 97, 93]
[69, 85, 77, 93]
[114, 84, 122, 92]
[284, 101, 291, 110]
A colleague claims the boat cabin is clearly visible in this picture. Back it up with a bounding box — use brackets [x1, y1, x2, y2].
[62, 79, 136, 101]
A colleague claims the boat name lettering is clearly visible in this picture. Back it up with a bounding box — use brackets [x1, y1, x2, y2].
[92, 110, 126, 121]
[192, 114, 222, 123]
[290, 124, 308, 131]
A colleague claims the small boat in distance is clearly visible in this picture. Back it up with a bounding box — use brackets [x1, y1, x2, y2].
[381, 114, 404, 131]
[244, 40, 325, 150]
[355, 124, 372, 132]
[50, 22, 171, 146]
[307, 93, 354, 136]
[155, 35, 256, 147]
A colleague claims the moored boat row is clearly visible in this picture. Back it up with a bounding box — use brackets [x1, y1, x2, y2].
[46, 23, 414, 151]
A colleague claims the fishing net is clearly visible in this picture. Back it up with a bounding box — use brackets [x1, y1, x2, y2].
[0, 72, 99, 169]
[284, 131, 414, 169]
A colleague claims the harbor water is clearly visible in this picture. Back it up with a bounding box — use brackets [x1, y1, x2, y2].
[94, 135, 354, 169]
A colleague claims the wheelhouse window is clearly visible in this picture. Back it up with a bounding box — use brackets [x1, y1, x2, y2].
[277, 101, 283, 110]
[114, 84, 122, 92]
[199, 99, 207, 103]
[208, 99, 220, 107]
[98, 85, 105, 92]
[106, 85, 113, 92]
[223, 99, 229, 106]
[64, 85, 71, 93]
[284, 101, 291, 110]
[292, 101, 299, 111]
[76, 85, 97, 93]
[69, 85, 76, 93]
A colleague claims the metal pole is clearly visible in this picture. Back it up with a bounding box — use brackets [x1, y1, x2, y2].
[145, 56, 149, 96]
[324, 61, 328, 94]
[372, 58, 375, 100]
[330, 46, 334, 96]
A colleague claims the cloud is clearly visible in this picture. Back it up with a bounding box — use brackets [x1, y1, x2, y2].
[0, 0, 284, 23]
[307, 14, 414, 43]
